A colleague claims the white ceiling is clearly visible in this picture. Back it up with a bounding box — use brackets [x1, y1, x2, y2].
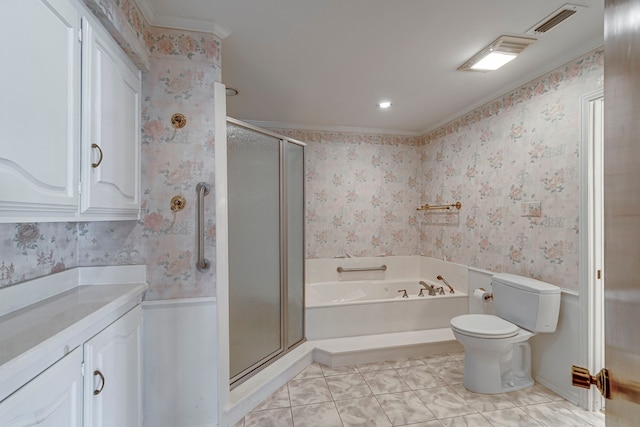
[139, 0, 604, 134]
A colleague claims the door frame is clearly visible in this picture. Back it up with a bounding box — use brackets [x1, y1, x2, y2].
[579, 88, 605, 411]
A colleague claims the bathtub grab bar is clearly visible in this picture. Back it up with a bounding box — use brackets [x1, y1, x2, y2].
[196, 182, 211, 271]
[337, 265, 387, 273]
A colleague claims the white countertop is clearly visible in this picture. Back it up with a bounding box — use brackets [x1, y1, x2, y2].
[0, 266, 147, 402]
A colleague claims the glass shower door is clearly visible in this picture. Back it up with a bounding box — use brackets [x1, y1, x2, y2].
[227, 123, 282, 382]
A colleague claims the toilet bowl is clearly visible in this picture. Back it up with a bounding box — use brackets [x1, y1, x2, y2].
[451, 274, 560, 394]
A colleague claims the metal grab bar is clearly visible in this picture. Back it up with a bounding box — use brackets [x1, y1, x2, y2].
[196, 182, 210, 271]
[337, 265, 387, 273]
[417, 202, 462, 211]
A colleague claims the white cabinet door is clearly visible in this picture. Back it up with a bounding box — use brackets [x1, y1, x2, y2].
[83, 305, 142, 427]
[0, 0, 80, 221]
[0, 348, 83, 427]
[81, 19, 141, 219]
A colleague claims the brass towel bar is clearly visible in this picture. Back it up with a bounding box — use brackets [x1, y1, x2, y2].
[416, 202, 462, 211]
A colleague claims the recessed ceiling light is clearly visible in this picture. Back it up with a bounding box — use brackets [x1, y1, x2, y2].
[226, 87, 239, 96]
[458, 35, 536, 72]
[378, 101, 392, 109]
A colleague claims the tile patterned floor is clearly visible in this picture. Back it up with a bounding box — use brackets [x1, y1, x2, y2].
[232, 352, 605, 427]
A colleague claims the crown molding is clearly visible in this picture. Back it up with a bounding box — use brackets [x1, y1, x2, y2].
[152, 14, 230, 38]
[246, 120, 423, 137]
[133, 0, 155, 26]
[133, 0, 230, 38]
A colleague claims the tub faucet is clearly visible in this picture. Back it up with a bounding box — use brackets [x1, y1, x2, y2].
[419, 281, 437, 296]
[436, 275, 455, 293]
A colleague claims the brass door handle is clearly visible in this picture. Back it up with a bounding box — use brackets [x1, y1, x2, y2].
[93, 370, 105, 395]
[91, 143, 103, 168]
[571, 365, 610, 399]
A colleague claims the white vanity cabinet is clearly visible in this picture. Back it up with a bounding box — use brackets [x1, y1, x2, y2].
[0, 348, 83, 427]
[0, 0, 81, 220]
[80, 19, 141, 219]
[0, 266, 147, 427]
[83, 305, 142, 427]
[0, 0, 141, 222]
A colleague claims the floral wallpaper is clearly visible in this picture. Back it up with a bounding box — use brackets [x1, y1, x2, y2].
[0, 0, 601, 296]
[0, 2, 221, 300]
[276, 49, 603, 291]
[419, 49, 603, 290]
[275, 130, 423, 258]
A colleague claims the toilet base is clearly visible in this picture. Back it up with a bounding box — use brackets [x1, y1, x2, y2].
[461, 340, 534, 394]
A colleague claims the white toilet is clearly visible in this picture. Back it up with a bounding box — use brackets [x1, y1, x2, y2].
[450, 273, 561, 394]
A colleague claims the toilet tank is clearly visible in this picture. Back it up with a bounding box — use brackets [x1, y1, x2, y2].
[491, 273, 561, 333]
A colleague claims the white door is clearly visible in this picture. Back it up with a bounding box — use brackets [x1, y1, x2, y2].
[603, 0, 640, 424]
[81, 18, 141, 217]
[83, 306, 142, 427]
[0, 0, 80, 219]
[0, 348, 83, 427]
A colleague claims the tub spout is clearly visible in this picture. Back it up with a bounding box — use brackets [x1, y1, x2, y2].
[436, 275, 455, 293]
[419, 281, 437, 296]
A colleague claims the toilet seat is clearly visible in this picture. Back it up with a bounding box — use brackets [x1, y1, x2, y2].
[451, 314, 519, 339]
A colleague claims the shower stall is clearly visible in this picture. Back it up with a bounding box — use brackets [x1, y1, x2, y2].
[226, 118, 305, 386]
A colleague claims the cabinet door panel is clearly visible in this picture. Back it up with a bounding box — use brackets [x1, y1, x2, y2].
[0, 348, 82, 427]
[0, 0, 80, 217]
[83, 305, 142, 427]
[82, 19, 141, 217]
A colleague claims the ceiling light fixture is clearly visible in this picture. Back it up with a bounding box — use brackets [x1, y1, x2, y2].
[458, 35, 537, 72]
[378, 101, 392, 109]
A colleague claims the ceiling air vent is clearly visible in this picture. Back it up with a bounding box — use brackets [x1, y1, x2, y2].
[526, 4, 585, 35]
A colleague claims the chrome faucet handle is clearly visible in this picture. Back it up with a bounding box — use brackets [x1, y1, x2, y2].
[437, 286, 445, 295]
[418, 288, 425, 297]
[398, 289, 408, 298]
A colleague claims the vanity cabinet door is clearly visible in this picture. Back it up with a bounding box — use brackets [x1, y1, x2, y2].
[81, 18, 141, 219]
[83, 305, 142, 427]
[0, 0, 80, 222]
[0, 348, 83, 427]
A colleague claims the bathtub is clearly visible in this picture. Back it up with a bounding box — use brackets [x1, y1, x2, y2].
[305, 256, 469, 339]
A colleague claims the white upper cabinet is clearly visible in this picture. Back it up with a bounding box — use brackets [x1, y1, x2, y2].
[0, 0, 141, 222]
[0, 0, 81, 221]
[81, 19, 141, 219]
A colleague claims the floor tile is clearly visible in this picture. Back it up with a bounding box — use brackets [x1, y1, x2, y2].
[334, 396, 392, 427]
[395, 421, 443, 427]
[387, 358, 425, 369]
[362, 369, 411, 394]
[421, 354, 453, 365]
[449, 383, 515, 412]
[230, 418, 244, 427]
[396, 365, 446, 390]
[557, 401, 605, 427]
[447, 353, 464, 362]
[503, 383, 559, 406]
[250, 384, 290, 412]
[288, 377, 332, 406]
[376, 391, 436, 425]
[357, 361, 394, 373]
[326, 373, 373, 400]
[431, 362, 465, 385]
[480, 407, 541, 427]
[291, 401, 343, 427]
[414, 386, 476, 419]
[439, 413, 492, 427]
[294, 362, 324, 380]
[244, 407, 293, 427]
[520, 402, 598, 427]
[322, 364, 360, 376]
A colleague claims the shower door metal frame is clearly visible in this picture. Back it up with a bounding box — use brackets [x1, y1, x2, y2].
[227, 118, 306, 387]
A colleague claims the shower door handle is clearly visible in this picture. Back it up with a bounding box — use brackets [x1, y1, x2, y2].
[196, 182, 210, 271]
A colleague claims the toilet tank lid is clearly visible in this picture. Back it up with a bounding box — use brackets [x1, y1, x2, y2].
[492, 273, 561, 294]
